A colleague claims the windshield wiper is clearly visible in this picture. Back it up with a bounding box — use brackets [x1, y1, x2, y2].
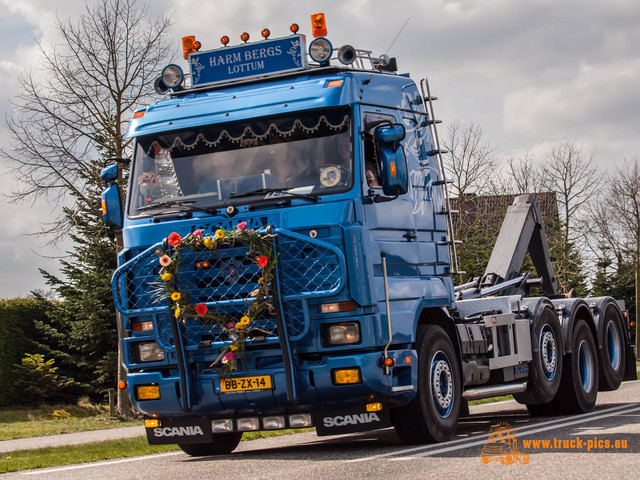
[229, 187, 318, 202]
[137, 199, 217, 214]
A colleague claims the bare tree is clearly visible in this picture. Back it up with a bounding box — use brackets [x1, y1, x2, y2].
[442, 121, 498, 199]
[489, 152, 543, 195]
[588, 158, 640, 356]
[2, 0, 173, 415]
[541, 140, 598, 292]
[2, 0, 173, 240]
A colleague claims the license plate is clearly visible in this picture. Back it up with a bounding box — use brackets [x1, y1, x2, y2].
[219, 375, 272, 393]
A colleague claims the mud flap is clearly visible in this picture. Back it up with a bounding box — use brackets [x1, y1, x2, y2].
[146, 417, 213, 445]
[314, 405, 391, 436]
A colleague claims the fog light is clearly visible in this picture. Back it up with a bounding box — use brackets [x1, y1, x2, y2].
[332, 368, 362, 385]
[144, 418, 160, 428]
[135, 384, 161, 401]
[289, 414, 313, 428]
[212, 419, 234, 433]
[135, 341, 165, 363]
[263, 416, 286, 430]
[323, 322, 360, 346]
[237, 418, 260, 431]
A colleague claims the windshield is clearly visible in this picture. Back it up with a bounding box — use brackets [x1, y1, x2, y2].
[128, 107, 352, 215]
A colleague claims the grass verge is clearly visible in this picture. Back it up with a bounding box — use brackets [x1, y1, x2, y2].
[0, 404, 139, 441]
[0, 429, 313, 473]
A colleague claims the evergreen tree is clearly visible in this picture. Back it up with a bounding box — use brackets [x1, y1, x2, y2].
[38, 171, 119, 400]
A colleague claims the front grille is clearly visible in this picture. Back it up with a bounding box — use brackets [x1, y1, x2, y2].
[113, 228, 346, 350]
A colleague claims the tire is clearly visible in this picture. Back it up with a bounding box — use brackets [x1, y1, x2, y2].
[513, 306, 563, 406]
[391, 324, 461, 444]
[178, 432, 243, 456]
[597, 307, 626, 391]
[552, 320, 599, 414]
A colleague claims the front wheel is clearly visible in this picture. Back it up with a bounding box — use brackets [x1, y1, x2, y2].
[178, 432, 243, 457]
[391, 324, 461, 444]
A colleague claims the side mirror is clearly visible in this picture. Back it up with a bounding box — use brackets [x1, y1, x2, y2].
[100, 158, 128, 230]
[375, 124, 408, 197]
[101, 163, 119, 183]
[101, 184, 123, 229]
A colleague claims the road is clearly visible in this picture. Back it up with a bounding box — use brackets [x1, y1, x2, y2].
[6, 380, 640, 480]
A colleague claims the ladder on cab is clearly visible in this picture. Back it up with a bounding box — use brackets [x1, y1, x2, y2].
[420, 77, 463, 277]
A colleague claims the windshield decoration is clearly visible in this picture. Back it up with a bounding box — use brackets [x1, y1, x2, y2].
[129, 107, 352, 215]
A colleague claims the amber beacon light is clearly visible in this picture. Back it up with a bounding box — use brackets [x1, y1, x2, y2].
[182, 35, 201, 59]
[311, 13, 328, 37]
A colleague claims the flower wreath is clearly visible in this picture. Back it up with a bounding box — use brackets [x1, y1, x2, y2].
[156, 222, 276, 376]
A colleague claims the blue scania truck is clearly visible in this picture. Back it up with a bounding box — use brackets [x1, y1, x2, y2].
[101, 14, 636, 456]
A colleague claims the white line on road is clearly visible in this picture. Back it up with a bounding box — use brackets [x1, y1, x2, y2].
[346, 402, 640, 463]
[20, 451, 185, 476]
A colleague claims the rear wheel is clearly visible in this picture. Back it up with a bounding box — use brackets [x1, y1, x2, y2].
[178, 432, 243, 457]
[598, 307, 626, 391]
[391, 324, 461, 444]
[552, 320, 599, 414]
[513, 306, 563, 406]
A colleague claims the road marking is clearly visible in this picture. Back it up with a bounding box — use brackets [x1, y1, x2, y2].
[345, 402, 640, 463]
[20, 451, 184, 475]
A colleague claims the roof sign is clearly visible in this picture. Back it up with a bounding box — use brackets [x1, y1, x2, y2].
[189, 35, 308, 87]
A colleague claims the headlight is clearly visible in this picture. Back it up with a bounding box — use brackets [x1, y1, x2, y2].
[309, 38, 333, 63]
[134, 341, 165, 363]
[322, 322, 360, 346]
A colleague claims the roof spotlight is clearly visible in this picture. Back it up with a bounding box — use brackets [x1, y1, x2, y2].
[309, 37, 333, 64]
[161, 64, 184, 90]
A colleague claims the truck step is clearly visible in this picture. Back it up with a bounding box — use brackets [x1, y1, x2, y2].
[462, 382, 528, 400]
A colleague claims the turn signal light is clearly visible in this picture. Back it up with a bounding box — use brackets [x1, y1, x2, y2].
[144, 418, 160, 428]
[311, 13, 328, 38]
[182, 35, 201, 59]
[366, 403, 383, 412]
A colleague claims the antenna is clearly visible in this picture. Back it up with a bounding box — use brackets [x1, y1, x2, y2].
[385, 17, 410, 55]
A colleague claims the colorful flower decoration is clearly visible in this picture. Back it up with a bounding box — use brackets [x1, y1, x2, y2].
[168, 232, 182, 246]
[156, 224, 276, 376]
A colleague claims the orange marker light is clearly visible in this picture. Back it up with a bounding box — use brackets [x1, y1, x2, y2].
[383, 357, 395, 367]
[117, 380, 127, 390]
[182, 35, 201, 59]
[327, 80, 343, 88]
[241, 32, 250, 43]
[290, 23, 299, 34]
[133, 110, 146, 119]
[101, 200, 107, 215]
[261, 28, 270, 39]
[311, 13, 327, 38]
[390, 161, 397, 178]
[221, 35, 230, 46]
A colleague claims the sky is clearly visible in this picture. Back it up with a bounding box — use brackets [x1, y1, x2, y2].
[0, 0, 639, 298]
